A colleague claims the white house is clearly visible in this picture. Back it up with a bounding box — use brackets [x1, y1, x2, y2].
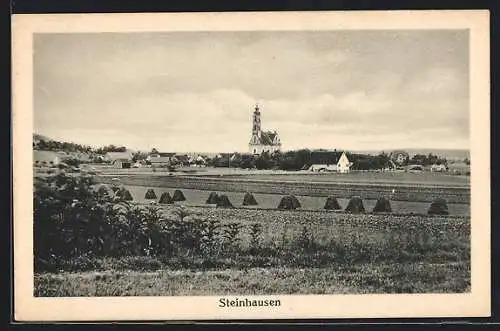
[308, 151, 352, 173]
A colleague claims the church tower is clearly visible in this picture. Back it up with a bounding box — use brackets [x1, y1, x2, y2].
[252, 103, 261, 137]
[248, 103, 281, 155]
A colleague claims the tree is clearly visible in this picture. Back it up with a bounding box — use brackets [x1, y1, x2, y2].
[151, 148, 159, 154]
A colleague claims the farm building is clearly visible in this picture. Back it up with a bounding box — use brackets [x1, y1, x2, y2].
[33, 150, 61, 167]
[431, 164, 448, 172]
[149, 156, 175, 167]
[113, 158, 132, 169]
[188, 155, 207, 167]
[248, 104, 282, 155]
[104, 151, 134, 163]
[308, 151, 352, 173]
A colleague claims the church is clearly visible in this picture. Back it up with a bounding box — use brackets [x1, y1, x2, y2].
[248, 103, 281, 155]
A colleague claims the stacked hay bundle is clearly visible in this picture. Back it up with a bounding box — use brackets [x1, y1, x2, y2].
[158, 192, 174, 204]
[172, 189, 186, 202]
[115, 187, 133, 201]
[216, 194, 233, 208]
[345, 196, 365, 213]
[242, 192, 258, 206]
[323, 196, 341, 210]
[206, 192, 219, 204]
[372, 197, 392, 213]
[144, 188, 157, 200]
[428, 198, 449, 215]
[277, 195, 301, 210]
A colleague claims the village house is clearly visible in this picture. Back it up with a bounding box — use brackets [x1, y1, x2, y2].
[248, 104, 281, 155]
[431, 163, 448, 172]
[113, 158, 132, 169]
[103, 151, 134, 164]
[308, 151, 353, 173]
[149, 156, 176, 167]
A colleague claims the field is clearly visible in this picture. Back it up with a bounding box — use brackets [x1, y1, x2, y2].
[121, 185, 469, 216]
[94, 172, 470, 204]
[35, 204, 470, 296]
[34, 168, 471, 296]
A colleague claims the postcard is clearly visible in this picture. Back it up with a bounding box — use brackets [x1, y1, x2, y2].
[12, 10, 490, 321]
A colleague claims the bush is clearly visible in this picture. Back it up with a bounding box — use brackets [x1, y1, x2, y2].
[172, 189, 186, 201]
[372, 197, 392, 213]
[158, 192, 173, 204]
[242, 192, 258, 206]
[144, 189, 157, 200]
[216, 194, 233, 208]
[428, 198, 449, 215]
[324, 196, 341, 210]
[345, 196, 365, 213]
[277, 195, 301, 210]
[206, 192, 219, 204]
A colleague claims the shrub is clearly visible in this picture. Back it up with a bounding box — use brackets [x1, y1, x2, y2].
[277, 195, 301, 210]
[144, 189, 157, 200]
[242, 192, 258, 206]
[172, 189, 186, 201]
[345, 196, 365, 213]
[324, 196, 341, 210]
[428, 198, 449, 215]
[158, 192, 173, 204]
[372, 197, 392, 213]
[95, 184, 115, 201]
[206, 192, 219, 204]
[216, 194, 233, 208]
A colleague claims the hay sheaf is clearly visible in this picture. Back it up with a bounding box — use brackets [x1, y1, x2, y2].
[144, 189, 157, 200]
[372, 197, 392, 213]
[323, 196, 341, 210]
[115, 187, 133, 201]
[158, 192, 174, 204]
[216, 194, 233, 208]
[277, 195, 301, 210]
[242, 192, 258, 206]
[428, 198, 449, 215]
[172, 189, 186, 201]
[345, 196, 365, 213]
[206, 192, 219, 204]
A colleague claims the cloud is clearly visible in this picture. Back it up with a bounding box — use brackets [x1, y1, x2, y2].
[34, 31, 469, 152]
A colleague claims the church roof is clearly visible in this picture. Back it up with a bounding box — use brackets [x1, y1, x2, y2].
[259, 131, 279, 146]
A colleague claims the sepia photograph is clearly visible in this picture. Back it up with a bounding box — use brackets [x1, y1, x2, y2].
[13, 11, 490, 321]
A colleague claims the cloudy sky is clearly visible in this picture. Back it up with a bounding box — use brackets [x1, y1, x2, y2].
[34, 30, 469, 153]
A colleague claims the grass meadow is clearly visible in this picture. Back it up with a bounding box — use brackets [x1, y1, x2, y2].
[35, 204, 470, 296]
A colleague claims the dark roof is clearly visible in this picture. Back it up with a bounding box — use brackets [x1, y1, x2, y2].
[175, 155, 190, 163]
[260, 131, 279, 146]
[158, 152, 175, 157]
[309, 151, 343, 165]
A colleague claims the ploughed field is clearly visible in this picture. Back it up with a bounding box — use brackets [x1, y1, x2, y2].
[95, 173, 470, 204]
[35, 205, 470, 296]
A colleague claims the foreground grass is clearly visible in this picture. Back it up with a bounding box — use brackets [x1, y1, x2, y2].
[35, 262, 470, 296]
